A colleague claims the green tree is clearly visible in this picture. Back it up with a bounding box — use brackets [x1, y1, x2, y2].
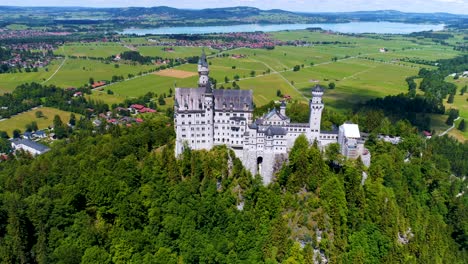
[158, 95, 166, 105]
[445, 109, 459, 125]
[276, 89, 283, 97]
[0, 130, 9, 139]
[460, 85, 467, 95]
[13, 129, 21, 138]
[458, 119, 465, 131]
[81, 246, 111, 264]
[0, 138, 11, 153]
[35, 110, 43, 118]
[447, 93, 455, 103]
[328, 82, 335, 89]
[69, 113, 76, 126]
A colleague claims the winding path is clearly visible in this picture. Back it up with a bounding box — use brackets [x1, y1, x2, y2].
[42, 46, 67, 84]
[439, 117, 461, 137]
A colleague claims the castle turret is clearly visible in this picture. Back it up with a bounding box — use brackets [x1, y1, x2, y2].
[198, 49, 210, 87]
[280, 100, 286, 116]
[309, 85, 324, 141]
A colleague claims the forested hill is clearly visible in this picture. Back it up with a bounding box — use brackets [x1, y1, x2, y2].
[0, 116, 466, 263]
[0, 6, 466, 28]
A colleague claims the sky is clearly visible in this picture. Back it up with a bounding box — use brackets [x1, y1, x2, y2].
[1, 0, 467, 14]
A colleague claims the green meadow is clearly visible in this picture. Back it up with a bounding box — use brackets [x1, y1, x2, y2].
[107, 73, 197, 98]
[0, 60, 62, 93]
[2, 30, 466, 140]
[0, 107, 81, 135]
[138, 46, 211, 59]
[42, 59, 156, 88]
[55, 42, 129, 58]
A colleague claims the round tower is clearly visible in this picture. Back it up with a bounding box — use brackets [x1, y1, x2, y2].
[198, 49, 210, 87]
[280, 100, 286, 116]
[309, 85, 324, 141]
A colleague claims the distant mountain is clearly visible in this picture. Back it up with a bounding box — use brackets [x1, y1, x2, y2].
[0, 6, 466, 28]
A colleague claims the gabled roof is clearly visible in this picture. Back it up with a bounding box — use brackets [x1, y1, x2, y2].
[11, 138, 50, 153]
[213, 89, 253, 112]
[312, 84, 324, 93]
[264, 126, 287, 136]
[264, 108, 288, 121]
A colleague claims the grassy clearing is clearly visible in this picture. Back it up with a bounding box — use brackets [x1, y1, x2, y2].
[6, 24, 29, 30]
[0, 107, 81, 135]
[236, 74, 306, 106]
[138, 46, 211, 59]
[0, 60, 63, 93]
[43, 59, 156, 88]
[55, 43, 128, 58]
[86, 91, 126, 106]
[430, 114, 451, 134]
[107, 73, 197, 98]
[449, 118, 468, 142]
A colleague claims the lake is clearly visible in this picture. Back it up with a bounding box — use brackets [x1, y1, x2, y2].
[121, 22, 445, 35]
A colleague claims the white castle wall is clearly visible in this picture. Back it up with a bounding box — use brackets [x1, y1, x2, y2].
[175, 53, 370, 184]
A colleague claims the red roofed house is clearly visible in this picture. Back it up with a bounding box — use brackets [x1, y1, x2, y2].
[423, 131, 432, 139]
[91, 81, 106, 89]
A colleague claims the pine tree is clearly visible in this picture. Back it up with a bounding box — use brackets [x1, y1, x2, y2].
[447, 93, 454, 104]
[458, 119, 465, 131]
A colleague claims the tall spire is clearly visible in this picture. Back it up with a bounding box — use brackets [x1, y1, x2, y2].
[198, 48, 208, 68]
[198, 49, 210, 89]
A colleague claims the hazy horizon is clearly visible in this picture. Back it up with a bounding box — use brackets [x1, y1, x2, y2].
[1, 0, 467, 14]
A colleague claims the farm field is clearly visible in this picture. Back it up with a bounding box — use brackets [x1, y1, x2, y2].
[86, 91, 127, 106]
[138, 46, 211, 59]
[106, 73, 197, 98]
[55, 42, 128, 58]
[447, 77, 468, 140]
[0, 107, 81, 135]
[2, 30, 466, 140]
[42, 59, 156, 88]
[0, 60, 62, 93]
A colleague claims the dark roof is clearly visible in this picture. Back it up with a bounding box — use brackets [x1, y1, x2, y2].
[213, 89, 253, 112]
[11, 139, 50, 153]
[204, 81, 213, 94]
[198, 49, 209, 67]
[264, 108, 288, 121]
[35, 130, 46, 136]
[175, 87, 206, 111]
[280, 100, 286, 107]
[264, 126, 287, 136]
[312, 84, 324, 93]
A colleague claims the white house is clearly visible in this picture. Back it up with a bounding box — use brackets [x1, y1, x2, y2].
[11, 138, 50, 156]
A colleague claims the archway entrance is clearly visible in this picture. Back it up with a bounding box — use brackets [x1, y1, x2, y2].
[257, 157, 263, 174]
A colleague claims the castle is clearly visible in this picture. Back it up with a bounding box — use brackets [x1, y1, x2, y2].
[174, 51, 370, 184]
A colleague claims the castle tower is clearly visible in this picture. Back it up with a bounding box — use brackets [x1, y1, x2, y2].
[309, 85, 324, 141]
[198, 49, 210, 87]
[200, 50, 214, 149]
[280, 100, 286, 116]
